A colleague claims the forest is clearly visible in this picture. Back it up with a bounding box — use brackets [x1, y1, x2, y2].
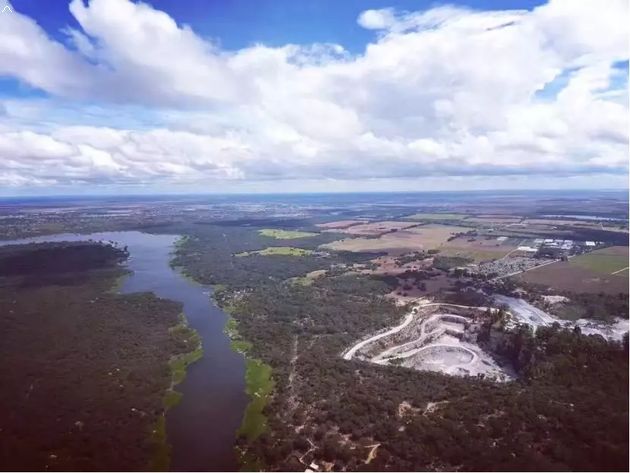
[0, 243, 197, 471]
[173, 224, 629, 472]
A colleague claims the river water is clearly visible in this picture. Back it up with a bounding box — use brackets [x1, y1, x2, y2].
[0, 231, 248, 471]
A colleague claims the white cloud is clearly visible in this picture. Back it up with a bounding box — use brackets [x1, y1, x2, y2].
[0, 0, 627, 190]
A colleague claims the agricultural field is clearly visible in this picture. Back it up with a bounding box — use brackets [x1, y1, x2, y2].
[336, 220, 419, 236]
[516, 248, 629, 294]
[569, 246, 629, 276]
[258, 229, 318, 239]
[440, 235, 520, 262]
[464, 216, 523, 224]
[322, 224, 468, 255]
[404, 212, 469, 221]
[315, 220, 366, 229]
[236, 246, 315, 257]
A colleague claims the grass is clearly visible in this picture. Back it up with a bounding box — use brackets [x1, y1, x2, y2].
[258, 229, 318, 239]
[237, 359, 274, 442]
[405, 213, 469, 221]
[235, 246, 315, 257]
[289, 269, 327, 286]
[149, 416, 170, 472]
[225, 317, 274, 447]
[151, 318, 203, 470]
[168, 342, 203, 385]
[570, 248, 629, 276]
[162, 320, 203, 418]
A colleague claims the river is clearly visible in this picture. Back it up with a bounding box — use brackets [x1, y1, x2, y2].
[0, 231, 248, 471]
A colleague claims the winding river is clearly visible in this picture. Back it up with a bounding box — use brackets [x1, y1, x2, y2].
[1, 231, 248, 471]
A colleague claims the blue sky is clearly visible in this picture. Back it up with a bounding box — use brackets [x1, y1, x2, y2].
[0, 0, 627, 195]
[11, 0, 546, 51]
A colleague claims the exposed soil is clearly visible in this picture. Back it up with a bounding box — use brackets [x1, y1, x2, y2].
[344, 303, 512, 382]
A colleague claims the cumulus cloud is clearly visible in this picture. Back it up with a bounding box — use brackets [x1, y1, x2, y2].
[0, 0, 627, 189]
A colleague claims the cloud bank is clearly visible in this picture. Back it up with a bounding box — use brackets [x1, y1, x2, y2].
[0, 0, 627, 190]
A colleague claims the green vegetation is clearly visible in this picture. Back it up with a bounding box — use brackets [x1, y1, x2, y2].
[432, 254, 474, 270]
[175, 224, 628, 472]
[0, 243, 189, 471]
[236, 246, 315, 257]
[259, 229, 318, 239]
[570, 250, 629, 275]
[164, 319, 203, 405]
[226, 317, 254, 353]
[225, 315, 274, 449]
[238, 359, 274, 442]
[149, 416, 170, 472]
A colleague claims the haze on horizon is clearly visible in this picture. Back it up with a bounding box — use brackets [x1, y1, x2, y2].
[0, 0, 628, 196]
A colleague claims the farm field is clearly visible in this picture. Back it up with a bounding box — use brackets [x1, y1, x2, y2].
[236, 246, 315, 257]
[404, 213, 469, 221]
[336, 220, 419, 236]
[569, 246, 629, 276]
[322, 224, 468, 254]
[465, 216, 523, 224]
[515, 250, 629, 294]
[258, 229, 318, 239]
[440, 236, 519, 262]
[315, 220, 366, 229]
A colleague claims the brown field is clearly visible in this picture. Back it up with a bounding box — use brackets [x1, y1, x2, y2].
[516, 253, 629, 294]
[322, 224, 468, 255]
[337, 220, 419, 236]
[316, 220, 366, 229]
[361, 255, 432, 276]
[440, 236, 519, 262]
[465, 216, 523, 224]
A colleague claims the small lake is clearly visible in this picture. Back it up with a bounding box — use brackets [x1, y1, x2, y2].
[0, 231, 248, 471]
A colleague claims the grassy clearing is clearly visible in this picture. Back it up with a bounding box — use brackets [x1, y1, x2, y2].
[405, 213, 469, 221]
[237, 359, 274, 442]
[289, 269, 327, 286]
[258, 229, 318, 239]
[570, 247, 629, 275]
[226, 318, 254, 353]
[235, 246, 315, 257]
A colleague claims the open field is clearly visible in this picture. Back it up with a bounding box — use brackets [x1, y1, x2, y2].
[258, 229, 318, 239]
[236, 246, 315, 257]
[322, 225, 468, 255]
[515, 250, 629, 294]
[336, 220, 419, 236]
[290, 269, 328, 286]
[404, 213, 469, 221]
[315, 220, 366, 229]
[569, 246, 629, 275]
[464, 216, 523, 224]
[237, 359, 274, 442]
[440, 236, 519, 262]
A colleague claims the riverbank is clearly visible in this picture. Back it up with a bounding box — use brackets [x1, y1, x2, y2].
[152, 316, 203, 470]
[1, 231, 248, 471]
[223, 309, 274, 469]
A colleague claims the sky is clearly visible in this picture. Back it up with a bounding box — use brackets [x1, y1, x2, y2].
[0, 0, 628, 195]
